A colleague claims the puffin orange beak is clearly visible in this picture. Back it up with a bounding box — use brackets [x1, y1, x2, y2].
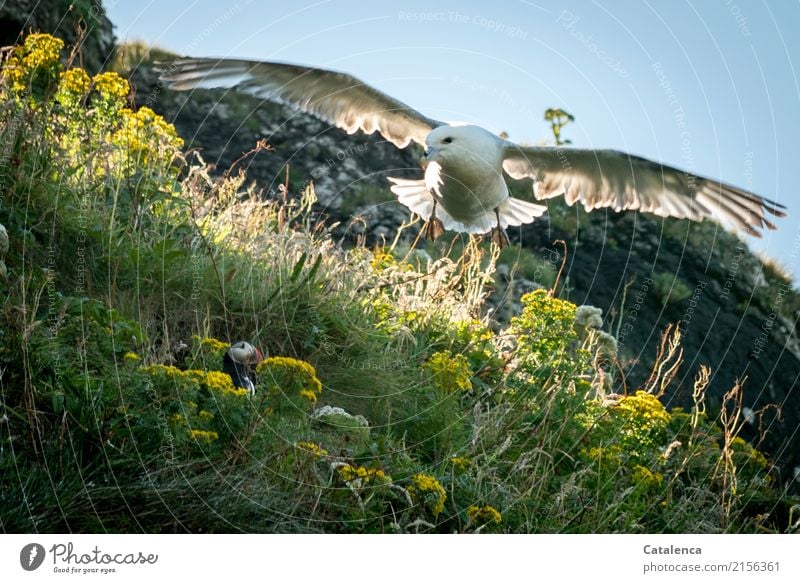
[253, 347, 264, 364]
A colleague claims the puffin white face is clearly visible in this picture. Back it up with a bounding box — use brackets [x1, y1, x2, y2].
[228, 341, 264, 365]
[423, 125, 503, 168]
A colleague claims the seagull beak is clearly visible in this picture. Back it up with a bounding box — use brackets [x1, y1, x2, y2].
[420, 148, 434, 169]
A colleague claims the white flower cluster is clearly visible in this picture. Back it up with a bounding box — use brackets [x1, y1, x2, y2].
[0, 223, 8, 280]
[313, 405, 369, 428]
[575, 304, 603, 328]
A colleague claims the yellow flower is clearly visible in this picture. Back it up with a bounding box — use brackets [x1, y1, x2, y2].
[424, 351, 472, 393]
[407, 473, 446, 516]
[467, 505, 502, 525]
[198, 410, 214, 422]
[338, 464, 389, 487]
[450, 457, 471, 473]
[183, 369, 206, 384]
[3, 33, 64, 93]
[631, 464, 664, 488]
[189, 429, 219, 443]
[92, 71, 130, 102]
[615, 391, 671, 425]
[123, 351, 140, 363]
[205, 370, 234, 392]
[193, 336, 231, 352]
[58, 68, 91, 108]
[257, 356, 323, 400]
[296, 441, 328, 457]
[299, 389, 318, 403]
[143, 364, 183, 378]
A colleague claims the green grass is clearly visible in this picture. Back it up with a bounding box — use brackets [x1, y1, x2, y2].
[1, 34, 798, 534]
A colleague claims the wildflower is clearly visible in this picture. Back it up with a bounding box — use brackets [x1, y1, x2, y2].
[407, 473, 446, 516]
[198, 410, 214, 422]
[122, 351, 140, 363]
[631, 464, 664, 488]
[466, 505, 502, 525]
[143, 364, 184, 378]
[511, 289, 578, 358]
[299, 389, 318, 403]
[3, 33, 64, 94]
[205, 370, 235, 392]
[615, 391, 671, 426]
[424, 351, 472, 393]
[189, 429, 219, 443]
[193, 336, 231, 352]
[296, 441, 328, 457]
[338, 464, 389, 488]
[575, 305, 603, 329]
[449, 457, 471, 473]
[92, 71, 130, 103]
[57, 68, 91, 108]
[257, 356, 323, 401]
[205, 370, 247, 397]
[313, 406, 369, 428]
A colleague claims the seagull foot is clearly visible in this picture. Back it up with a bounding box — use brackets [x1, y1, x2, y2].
[424, 217, 445, 241]
[490, 227, 510, 248]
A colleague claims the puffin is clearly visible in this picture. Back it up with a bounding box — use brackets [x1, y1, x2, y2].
[223, 341, 264, 394]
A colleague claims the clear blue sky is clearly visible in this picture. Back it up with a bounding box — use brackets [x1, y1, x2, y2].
[109, 0, 800, 280]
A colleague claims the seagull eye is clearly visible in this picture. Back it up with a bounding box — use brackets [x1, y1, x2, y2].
[443, 137, 453, 144]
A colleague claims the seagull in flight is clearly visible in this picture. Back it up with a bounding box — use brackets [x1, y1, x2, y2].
[159, 57, 786, 246]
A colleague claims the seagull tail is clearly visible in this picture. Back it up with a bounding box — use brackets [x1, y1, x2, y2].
[496, 197, 548, 229]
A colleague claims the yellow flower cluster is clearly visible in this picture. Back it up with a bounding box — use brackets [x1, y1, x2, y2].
[339, 464, 389, 487]
[466, 505, 502, 525]
[257, 356, 323, 402]
[3, 33, 63, 93]
[198, 410, 214, 422]
[616, 391, 671, 426]
[189, 429, 219, 443]
[731, 436, 769, 470]
[144, 365, 247, 397]
[407, 473, 446, 516]
[194, 336, 231, 352]
[299, 389, 318, 403]
[511, 289, 578, 358]
[205, 370, 236, 393]
[631, 464, 664, 488]
[424, 351, 473, 393]
[582, 445, 622, 465]
[92, 71, 130, 102]
[449, 457, 471, 473]
[57, 68, 91, 108]
[143, 363, 184, 378]
[123, 351, 140, 363]
[370, 247, 396, 271]
[296, 441, 329, 457]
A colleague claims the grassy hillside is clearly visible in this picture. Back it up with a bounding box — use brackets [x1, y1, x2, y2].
[1, 34, 798, 533]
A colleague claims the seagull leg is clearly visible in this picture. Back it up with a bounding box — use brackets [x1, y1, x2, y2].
[424, 200, 445, 241]
[490, 208, 510, 248]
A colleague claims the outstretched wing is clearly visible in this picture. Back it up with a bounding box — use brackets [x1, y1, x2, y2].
[502, 145, 786, 236]
[158, 57, 441, 148]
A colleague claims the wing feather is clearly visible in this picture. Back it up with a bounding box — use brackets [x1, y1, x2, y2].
[503, 146, 785, 236]
[158, 57, 441, 148]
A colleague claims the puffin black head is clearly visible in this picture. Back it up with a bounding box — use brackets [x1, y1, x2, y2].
[223, 341, 264, 395]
